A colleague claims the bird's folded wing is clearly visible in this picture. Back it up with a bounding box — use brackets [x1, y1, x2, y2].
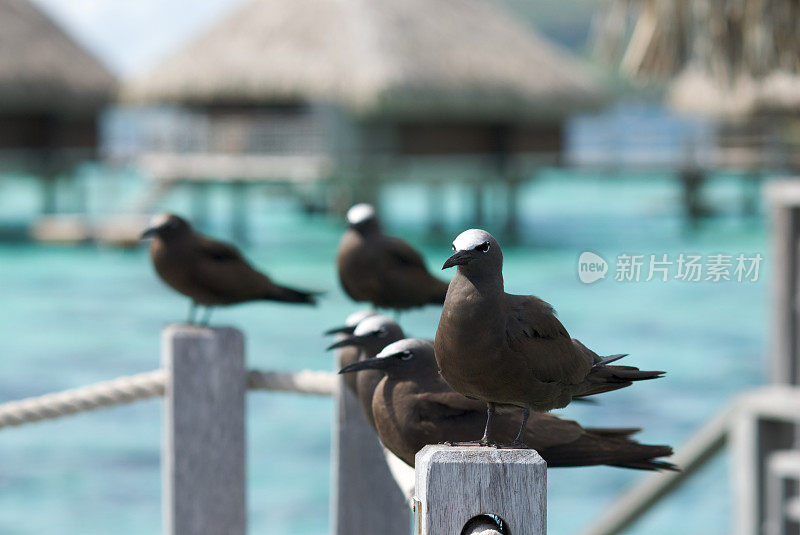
[571, 338, 602, 362]
[191, 236, 273, 297]
[503, 294, 591, 384]
[525, 413, 585, 448]
[196, 235, 246, 262]
[415, 390, 485, 422]
[384, 237, 430, 270]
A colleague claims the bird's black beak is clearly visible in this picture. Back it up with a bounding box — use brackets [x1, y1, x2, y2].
[442, 250, 473, 269]
[324, 325, 355, 336]
[338, 356, 393, 374]
[140, 226, 160, 239]
[326, 334, 367, 351]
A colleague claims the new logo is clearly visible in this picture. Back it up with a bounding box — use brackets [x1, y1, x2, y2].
[578, 252, 608, 284]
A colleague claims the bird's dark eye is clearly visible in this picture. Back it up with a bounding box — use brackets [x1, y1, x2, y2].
[376, 327, 387, 338]
[400, 351, 413, 361]
[477, 242, 490, 253]
[451, 244, 456, 252]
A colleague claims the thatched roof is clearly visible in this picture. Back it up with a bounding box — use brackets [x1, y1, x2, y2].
[124, 0, 605, 121]
[668, 67, 800, 118]
[592, 0, 800, 117]
[0, 0, 116, 115]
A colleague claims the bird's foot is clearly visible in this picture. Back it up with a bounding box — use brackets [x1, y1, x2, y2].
[495, 440, 530, 449]
[442, 440, 496, 447]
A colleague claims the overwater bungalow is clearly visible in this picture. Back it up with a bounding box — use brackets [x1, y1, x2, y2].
[123, 0, 606, 232]
[593, 0, 800, 172]
[0, 0, 116, 179]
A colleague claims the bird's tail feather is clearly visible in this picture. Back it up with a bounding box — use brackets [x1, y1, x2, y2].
[542, 433, 676, 471]
[612, 458, 679, 471]
[585, 427, 642, 438]
[577, 356, 665, 398]
[266, 285, 319, 305]
[574, 381, 632, 397]
[594, 353, 628, 366]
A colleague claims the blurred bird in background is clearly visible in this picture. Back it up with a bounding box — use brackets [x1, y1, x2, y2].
[336, 203, 449, 312]
[327, 314, 408, 428]
[324, 309, 378, 393]
[141, 213, 317, 325]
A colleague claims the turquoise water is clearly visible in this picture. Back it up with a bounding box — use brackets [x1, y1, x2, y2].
[0, 171, 768, 534]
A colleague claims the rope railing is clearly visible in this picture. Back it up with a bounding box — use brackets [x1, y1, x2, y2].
[0, 368, 336, 430]
[1, 327, 547, 535]
[247, 369, 336, 395]
[0, 370, 167, 430]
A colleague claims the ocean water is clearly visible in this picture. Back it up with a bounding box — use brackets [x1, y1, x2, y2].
[0, 170, 768, 534]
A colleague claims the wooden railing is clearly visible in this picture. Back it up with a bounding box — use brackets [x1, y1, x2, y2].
[582, 178, 800, 535]
[7, 320, 800, 535]
[580, 386, 800, 535]
[0, 324, 548, 535]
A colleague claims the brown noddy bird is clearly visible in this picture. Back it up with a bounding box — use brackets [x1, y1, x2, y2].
[141, 213, 317, 324]
[340, 339, 675, 470]
[326, 314, 406, 426]
[324, 309, 378, 337]
[436, 229, 665, 447]
[324, 309, 378, 393]
[327, 315, 592, 427]
[336, 203, 449, 311]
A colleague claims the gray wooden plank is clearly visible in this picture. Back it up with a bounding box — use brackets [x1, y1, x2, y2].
[415, 445, 546, 535]
[332, 373, 410, 535]
[162, 325, 246, 535]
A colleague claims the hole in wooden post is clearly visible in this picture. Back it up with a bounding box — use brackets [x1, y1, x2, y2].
[461, 513, 511, 535]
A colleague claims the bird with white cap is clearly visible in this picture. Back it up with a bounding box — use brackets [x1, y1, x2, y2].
[436, 229, 665, 448]
[340, 338, 674, 469]
[336, 203, 449, 312]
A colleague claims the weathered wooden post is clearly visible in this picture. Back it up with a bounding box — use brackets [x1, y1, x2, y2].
[332, 367, 411, 535]
[767, 180, 800, 386]
[414, 445, 546, 535]
[162, 325, 246, 535]
[730, 391, 800, 535]
[765, 450, 800, 535]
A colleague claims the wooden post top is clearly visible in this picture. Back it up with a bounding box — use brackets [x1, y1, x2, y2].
[765, 179, 800, 206]
[416, 444, 546, 468]
[162, 323, 243, 339]
[415, 445, 546, 535]
[161, 323, 246, 535]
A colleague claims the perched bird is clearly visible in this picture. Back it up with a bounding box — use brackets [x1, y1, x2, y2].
[141, 213, 316, 324]
[340, 339, 675, 470]
[324, 309, 379, 393]
[326, 315, 406, 427]
[336, 203, 449, 311]
[324, 309, 378, 337]
[436, 229, 664, 447]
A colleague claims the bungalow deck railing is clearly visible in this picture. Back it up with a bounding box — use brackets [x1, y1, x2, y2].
[0, 324, 546, 535]
[579, 386, 800, 535]
[5, 186, 800, 535]
[5, 321, 799, 535]
[0, 365, 334, 430]
[3, 320, 800, 534]
[583, 180, 800, 535]
[10, 176, 800, 535]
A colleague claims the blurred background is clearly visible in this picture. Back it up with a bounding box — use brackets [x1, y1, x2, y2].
[0, 0, 798, 533]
